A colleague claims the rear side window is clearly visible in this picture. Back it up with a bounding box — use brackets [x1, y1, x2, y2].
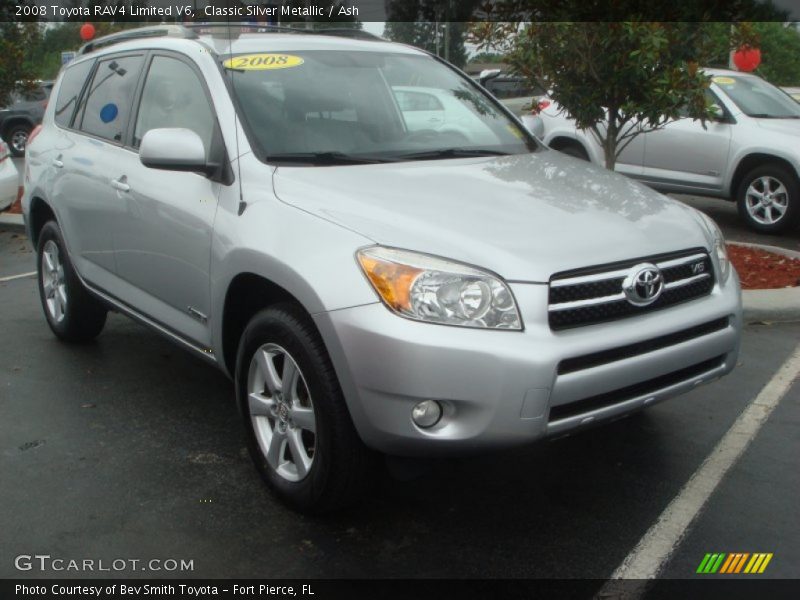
[78, 55, 144, 143]
[54, 60, 94, 127]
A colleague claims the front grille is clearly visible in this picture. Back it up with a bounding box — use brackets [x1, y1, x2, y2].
[549, 249, 714, 330]
[557, 317, 730, 375]
[548, 355, 725, 422]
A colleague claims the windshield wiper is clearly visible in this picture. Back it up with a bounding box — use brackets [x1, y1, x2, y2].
[395, 148, 512, 161]
[266, 152, 394, 165]
[747, 113, 800, 119]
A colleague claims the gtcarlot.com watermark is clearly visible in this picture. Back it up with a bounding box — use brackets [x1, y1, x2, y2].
[14, 554, 194, 573]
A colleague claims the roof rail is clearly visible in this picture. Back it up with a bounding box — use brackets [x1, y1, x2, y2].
[76, 23, 382, 56]
[77, 25, 196, 55]
[183, 23, 305, 35]
[185, 22, 382, 40]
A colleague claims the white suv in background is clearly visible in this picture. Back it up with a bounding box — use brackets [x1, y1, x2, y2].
[0, 140, 19, 211]
[535, 68, 800, 234]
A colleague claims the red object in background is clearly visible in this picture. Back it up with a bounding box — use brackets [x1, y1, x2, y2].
[733, 47, 761, 72]
[79, 23, 95, 41]
[531, 99, 551, 115]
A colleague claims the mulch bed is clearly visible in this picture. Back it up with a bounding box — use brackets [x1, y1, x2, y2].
[728, 243, 800, 290]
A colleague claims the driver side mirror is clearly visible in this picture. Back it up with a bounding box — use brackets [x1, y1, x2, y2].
[139, 128, 213, 175]
[710, 103, 726, 122]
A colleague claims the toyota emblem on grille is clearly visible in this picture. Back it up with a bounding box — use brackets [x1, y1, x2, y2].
[622, 263, 664, 306]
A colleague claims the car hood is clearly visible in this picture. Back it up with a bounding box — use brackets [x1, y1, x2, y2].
[753, 118, 800, 137]
[272, 151, 710, 282]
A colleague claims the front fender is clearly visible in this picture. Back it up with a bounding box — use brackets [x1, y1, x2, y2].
[208, 194, 379, 362]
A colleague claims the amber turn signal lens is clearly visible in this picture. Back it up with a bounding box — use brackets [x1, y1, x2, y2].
[357, 254, 422, 312]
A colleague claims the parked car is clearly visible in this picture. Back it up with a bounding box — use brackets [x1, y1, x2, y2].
[783, 86, 800, 102]
[0, 81, 53, 157]
[393, 85, 508, 145]
[0, 139, 19, 211]
[533, 69, 800, 233]
[478, 70, 545, 117]
[24, 26, 741, 513]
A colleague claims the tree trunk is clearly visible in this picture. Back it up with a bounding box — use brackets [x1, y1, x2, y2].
[603, 107, 619, 171]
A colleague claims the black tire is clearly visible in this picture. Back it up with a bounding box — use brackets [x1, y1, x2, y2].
[558, 143, 589, 161]
[235, 304, 376, 513]
[736, 164, 800, 234]
[5, 123, 31, 157]
[36, 220, 107, 342]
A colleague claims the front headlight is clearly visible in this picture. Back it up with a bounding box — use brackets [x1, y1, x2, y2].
[704, 217, 731, 283]
[356, 247, 522, 330]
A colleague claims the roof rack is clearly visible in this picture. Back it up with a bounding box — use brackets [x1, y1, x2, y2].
[77, 25, 197, 55]
[185, 22, 381, 40]
[76, 23, 382, 55]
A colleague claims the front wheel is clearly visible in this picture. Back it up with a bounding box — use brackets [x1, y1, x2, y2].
[236, 305, 375, 513]
[736, 165, 800, 234]
[36, 220, 107, 342]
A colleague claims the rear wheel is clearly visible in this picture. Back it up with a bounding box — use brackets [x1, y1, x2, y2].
[736, 164, 800, 234]
[236, 304, 375, 513]
[36, 220, 107, 342]
[5, 123, 31, 157]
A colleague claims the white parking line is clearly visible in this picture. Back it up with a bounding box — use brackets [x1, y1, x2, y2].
[600, 344, 800, 590]
[0, 271, 36, 282]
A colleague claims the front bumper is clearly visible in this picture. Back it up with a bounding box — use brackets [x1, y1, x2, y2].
[314, 273, 742, 456]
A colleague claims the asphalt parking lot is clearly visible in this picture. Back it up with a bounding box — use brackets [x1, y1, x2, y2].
[0, 226, 798, 585]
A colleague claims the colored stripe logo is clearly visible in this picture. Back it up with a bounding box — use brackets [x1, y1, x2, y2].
[696, 553, 773, 574]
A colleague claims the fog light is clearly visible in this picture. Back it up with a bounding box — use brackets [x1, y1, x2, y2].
[411, 400, 442, 428]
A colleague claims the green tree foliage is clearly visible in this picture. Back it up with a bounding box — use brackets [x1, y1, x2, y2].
[495, 22, 735, 169]
[0, 1, 42, 106]
[470, 0, 787, 170]
[694, 21, 800, 84]
[469, 52, 506, 64]
[750, 22, 800, 85]
[385, 1, 479, 68]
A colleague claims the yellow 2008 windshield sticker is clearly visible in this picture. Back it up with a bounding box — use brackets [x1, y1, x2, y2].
[712, 76, 736, 85]
[223, 54, 304, 70]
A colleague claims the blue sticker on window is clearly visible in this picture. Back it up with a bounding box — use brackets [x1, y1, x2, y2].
[100, 103, 118, 123]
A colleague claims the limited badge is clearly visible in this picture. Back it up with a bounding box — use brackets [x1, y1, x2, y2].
[223, 54, 304, 70]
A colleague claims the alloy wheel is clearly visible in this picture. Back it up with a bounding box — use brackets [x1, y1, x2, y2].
[745, 175, 789, 225]
[247, 343, 317, 482]
[41, 240, 67, 323]
[10, 129, 28, 154]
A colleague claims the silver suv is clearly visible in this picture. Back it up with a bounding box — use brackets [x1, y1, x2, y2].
[535, 68, 800, 234]
[23, 26, 742, 512]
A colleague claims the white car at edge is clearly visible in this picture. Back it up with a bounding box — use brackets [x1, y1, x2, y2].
[534, 68, 800, 234]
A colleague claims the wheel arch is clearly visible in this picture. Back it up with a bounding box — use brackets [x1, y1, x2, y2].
[220, 272, 317, 378]
[2, 116, 34, 135]
[729, 153, 800, 198]
[28, 196, 57, 248]
[548, 135, 591, 159]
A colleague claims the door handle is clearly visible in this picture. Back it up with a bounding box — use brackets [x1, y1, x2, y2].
[52, 158, 63, 168]
[110, 177, 130, 193]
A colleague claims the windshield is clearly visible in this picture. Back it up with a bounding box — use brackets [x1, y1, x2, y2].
[224, 50, 538, 164]
[712, 74, 800, 119]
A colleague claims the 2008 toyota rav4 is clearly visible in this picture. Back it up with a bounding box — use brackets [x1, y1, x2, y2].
[23, 25, 742, 512]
